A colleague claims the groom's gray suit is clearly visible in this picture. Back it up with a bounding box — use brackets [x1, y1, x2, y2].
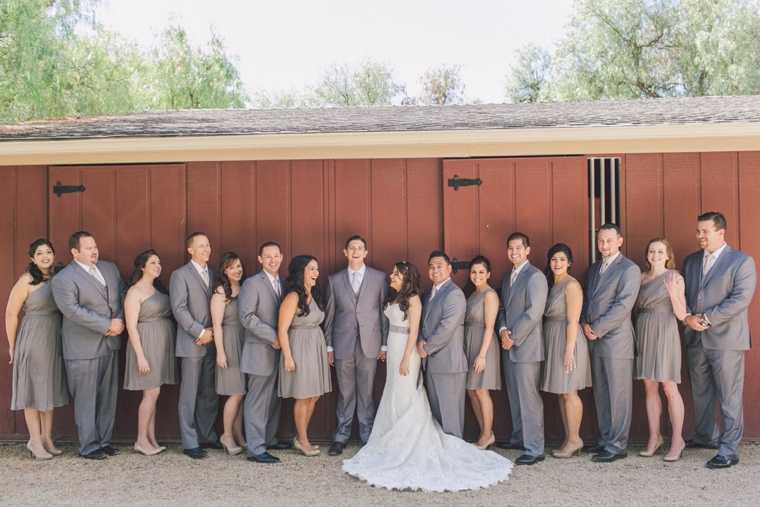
[51, 260, 126, 455]
[238, 270, 284, 456]
[683, 245, 756, 459]
[497, 261, 547, 457]
[419, 278, 468, 438]
[171, 261, 219, 450]
[582, 253, 640, 454]
[324, 266, 389, 444]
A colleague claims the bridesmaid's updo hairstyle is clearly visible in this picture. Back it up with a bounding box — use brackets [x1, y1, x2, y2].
[129, 249, 168, 293]
[385, 261, 423, 321]
[643, 238, 676, 272]
[463, 255, 491, 297]
[214, 251, 246, 302]
[544, 243, 574, 289]
[27, 238, 55, 286]
[284, 255, 325, 316]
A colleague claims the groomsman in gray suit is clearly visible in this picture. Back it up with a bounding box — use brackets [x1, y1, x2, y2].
[51, 231, 126, 459]
[495, 232, 548, 465]
[581, 223, 641, 462]
[238, 241, 291, 464]
[170, 232, 220, 459]
[324, 235, 389, 456]
[682, 212, 756, 469]
[417, 251, 468, 438]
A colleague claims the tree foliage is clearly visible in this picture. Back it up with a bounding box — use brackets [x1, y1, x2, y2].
[0, 0, 248, 123]
[417, 65, 466, 105]
[310, 60, 402, 107]
[505, 0, 760, 102]
[504, 44, 552, 103]
[152, 26, 248, 109]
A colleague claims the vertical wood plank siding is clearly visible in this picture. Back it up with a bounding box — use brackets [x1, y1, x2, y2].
[0, 153, 757, 443]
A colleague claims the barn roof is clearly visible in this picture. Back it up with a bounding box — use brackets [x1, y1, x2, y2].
[2, 95, 760, 140]
[2, 96, 760, 166]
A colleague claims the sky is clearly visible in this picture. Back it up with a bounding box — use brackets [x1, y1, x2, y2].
[95, 0, 575, 104]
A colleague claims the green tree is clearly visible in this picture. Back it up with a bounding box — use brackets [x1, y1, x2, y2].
[505, 0, 760, 101]
[309, 60, 402, 107]
[152, 26, 248, 110]
[0, 1, 248, 123]
[417, 65, 466, 105]
[504, 44, 552, 103]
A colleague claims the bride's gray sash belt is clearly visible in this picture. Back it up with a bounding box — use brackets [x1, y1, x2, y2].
[390, 324, 410, 334]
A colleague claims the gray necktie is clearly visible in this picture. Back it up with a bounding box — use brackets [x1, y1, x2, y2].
[201, 269, 208, 285]
[703, 253, 714, 276]
[430, 285, 438, 301]
[599, 260, 609, 276]
[89, 266, 105, 286]
[273, 278, 281, 297]
[352, 271, 361, 294]
[510, 269, 517, 287]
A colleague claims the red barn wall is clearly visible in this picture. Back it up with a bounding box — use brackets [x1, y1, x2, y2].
[1, 152, 758, 444]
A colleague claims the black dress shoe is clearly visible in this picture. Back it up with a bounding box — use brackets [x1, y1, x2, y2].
[582, 443, 605, 454]
[266, 442, 293, 451]
[80, 449, 107, 460]
[100, 445, 120, 456]
[592, 450, 628, 463]
[515, 453, 545, 465]
[183, 447, 208, 459]
[495, 442, 525, 451]
[248, 452, 280, 464]
[706, 455, 738, 469]
[685, 439, 719, 450]
[328, 441, 346, 456]
[200, 440, 224, 450]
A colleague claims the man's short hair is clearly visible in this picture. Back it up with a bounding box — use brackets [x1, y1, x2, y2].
[599, 223, 622, 236]
[507, 232, 530, 248]
[69, 231, 93, 251]
[259, 241, 282, 256]
[345, 235, 367, 250]
[186, 232, 208, 248]
[698, 211, 727, 231]
[428, 250, 451, 265]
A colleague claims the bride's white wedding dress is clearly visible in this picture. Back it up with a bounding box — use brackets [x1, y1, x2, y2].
[342, 304, 512, 492]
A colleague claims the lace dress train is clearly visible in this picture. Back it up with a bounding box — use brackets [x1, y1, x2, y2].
[342, 304, 512, 492]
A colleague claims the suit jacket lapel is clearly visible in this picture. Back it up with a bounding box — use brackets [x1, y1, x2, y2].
[188, 262, 211, 295]
[342, 269, 358, 307]
[261, 271, 281, 304]
[72, 263, 108, 298]
[592, 256, 620, 297]
[701, 247, 730, 289]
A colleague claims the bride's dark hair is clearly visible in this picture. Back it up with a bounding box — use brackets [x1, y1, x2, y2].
[384, 261, 423, 321]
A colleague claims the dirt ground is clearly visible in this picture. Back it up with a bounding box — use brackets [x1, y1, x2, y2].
[1, 440, 759, 506]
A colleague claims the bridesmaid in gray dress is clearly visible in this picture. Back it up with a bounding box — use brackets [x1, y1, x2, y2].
[278, 255, 331, 457]
[541, 244, 590, 459]
[636, 238, 687, 462]
[211, 252, 247, 455]
[5, 239, 68, 460]
[124, 249, 177, 456]
[463, 256, 501, 450]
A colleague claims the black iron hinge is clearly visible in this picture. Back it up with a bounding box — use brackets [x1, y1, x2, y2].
[53, 181, 86, 198]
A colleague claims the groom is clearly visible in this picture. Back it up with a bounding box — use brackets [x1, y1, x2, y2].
[324, 235, 389, 456]
[417, 251, 468, 438]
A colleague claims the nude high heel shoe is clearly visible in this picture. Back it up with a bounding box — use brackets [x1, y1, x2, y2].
[43, 442, 63, 456]
[639, 436, 664, 457]
[475, 432, 496, 451]
[27, 442, 53, 461]
[293, 437, 320, 457]
[552, 439, 584, 459]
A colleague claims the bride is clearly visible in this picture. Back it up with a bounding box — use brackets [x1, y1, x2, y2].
[342, 261, 512, 492]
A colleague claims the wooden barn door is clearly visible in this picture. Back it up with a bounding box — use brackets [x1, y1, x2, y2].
[48, 164, 187, 440]
[442, 157, 593, 442]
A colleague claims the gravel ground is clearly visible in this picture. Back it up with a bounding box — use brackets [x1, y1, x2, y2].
[1, 440, 759, 506]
